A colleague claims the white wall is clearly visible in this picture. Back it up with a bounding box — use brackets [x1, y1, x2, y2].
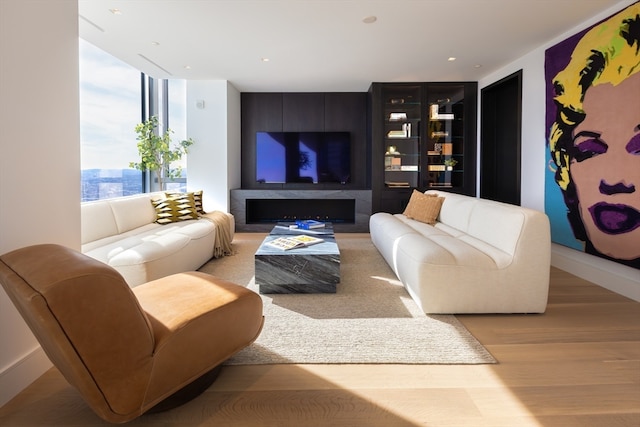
[0, 0, 81, 406]
[478, 0, 639, 301]
[186, 81, 241, 211]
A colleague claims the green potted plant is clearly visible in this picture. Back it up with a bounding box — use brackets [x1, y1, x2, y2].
[443, 158, 458, 171]
[129, 115, 194, 190]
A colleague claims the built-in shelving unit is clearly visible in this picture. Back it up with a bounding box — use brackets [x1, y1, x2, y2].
[370, 82, 477, 214]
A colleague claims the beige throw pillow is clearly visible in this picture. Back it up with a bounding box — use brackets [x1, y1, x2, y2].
[404, 191, 444, 225]
[403, 190, 436, 218]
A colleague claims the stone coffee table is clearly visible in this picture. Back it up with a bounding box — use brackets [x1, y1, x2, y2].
[254, 224, 340, 294]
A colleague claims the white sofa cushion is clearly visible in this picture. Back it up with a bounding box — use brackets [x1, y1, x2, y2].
[83, 219, 215, 286]
[434, 192, 475, 232]
[110, 193, 160, 233]
[81, 200, 119, 245]
[467, 201, 525, 256]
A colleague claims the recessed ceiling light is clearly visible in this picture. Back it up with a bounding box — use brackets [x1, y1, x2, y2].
[109, 8, 122, 15]
[363, 16, 377, 24]
[261, 57, 270, 62]
[474, 64, 482, 68]
[184, 65, 191, 70]
[151, 41, 160, 46]
[448, 57, 456, 62]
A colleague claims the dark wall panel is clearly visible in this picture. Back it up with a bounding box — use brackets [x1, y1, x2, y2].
[282, 93, 324, 131]
[241, 92, 369, 190]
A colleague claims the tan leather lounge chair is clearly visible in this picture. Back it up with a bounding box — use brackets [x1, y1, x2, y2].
[0, 243, 264, 423]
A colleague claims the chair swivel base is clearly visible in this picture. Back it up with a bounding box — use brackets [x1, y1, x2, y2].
[146, 365, 223, 414]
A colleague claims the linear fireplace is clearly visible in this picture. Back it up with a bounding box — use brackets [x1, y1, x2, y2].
[230, 189, 371, 232]
[246, 199, 355, 224]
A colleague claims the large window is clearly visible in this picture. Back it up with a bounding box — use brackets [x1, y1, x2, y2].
[79, 39, 189, 201]
[79, 39, 142, 201]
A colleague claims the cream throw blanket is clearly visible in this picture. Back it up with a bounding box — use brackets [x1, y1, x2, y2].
[200, 211, 234, 258]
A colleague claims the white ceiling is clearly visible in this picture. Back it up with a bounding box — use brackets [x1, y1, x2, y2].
[78, 0, 624, 92]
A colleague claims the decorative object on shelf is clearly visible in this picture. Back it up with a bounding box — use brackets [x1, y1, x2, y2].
[444, 158, 458, 171]
[430, 102, 454, 120]
[434, 142, 443, 153]
[129, 115, 194, 191]
[442, 143, 453, 155]
[430, 104, 439, 119]
[390, 98, 405, 104]
[403, 122, 412, 137]
[386, 145, 399, 155]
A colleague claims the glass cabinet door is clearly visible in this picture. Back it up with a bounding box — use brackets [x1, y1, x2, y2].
[382, 84, 422, 189]
[425, 84, 465, 189]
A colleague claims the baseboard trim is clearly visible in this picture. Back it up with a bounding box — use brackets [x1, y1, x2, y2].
[0, 346, 51, 407]
[551, 243, 640, 302]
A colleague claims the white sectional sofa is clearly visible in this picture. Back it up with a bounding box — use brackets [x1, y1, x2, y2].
[369, 190, 551, 314]
[81, 192, 234, 287]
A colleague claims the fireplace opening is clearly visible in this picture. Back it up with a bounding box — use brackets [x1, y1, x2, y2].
[246, 199, 356, 224]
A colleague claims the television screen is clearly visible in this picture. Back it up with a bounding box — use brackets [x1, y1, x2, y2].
[256, 132, 351, 184]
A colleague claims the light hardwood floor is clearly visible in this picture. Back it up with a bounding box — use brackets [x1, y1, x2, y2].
[1, 250, 639, 426]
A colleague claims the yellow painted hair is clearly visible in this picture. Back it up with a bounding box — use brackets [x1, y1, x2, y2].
[550, 3, 640, 190]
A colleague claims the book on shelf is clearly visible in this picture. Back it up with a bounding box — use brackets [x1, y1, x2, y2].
[290, 220, 325, 230]
[434, 113, 454, 120]
[428, 164, 446, 171]
[388, 112, 407, 121]
[387, 130, 407, 138]
[384, 157, 402, 171]
[385, 181, 411, 188]
[431, 131, 449, 137]
[400, 165, 418, 171]
[265, 235, 324, 251]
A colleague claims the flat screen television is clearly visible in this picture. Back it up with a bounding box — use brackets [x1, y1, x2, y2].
[256, 131, 351, 184]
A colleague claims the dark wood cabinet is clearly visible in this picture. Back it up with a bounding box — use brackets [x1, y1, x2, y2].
[369, 82, 477, 214]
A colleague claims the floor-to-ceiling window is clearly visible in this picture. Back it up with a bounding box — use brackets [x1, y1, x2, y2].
[79, 39, 189, 201]
[79, 38, 142, 201]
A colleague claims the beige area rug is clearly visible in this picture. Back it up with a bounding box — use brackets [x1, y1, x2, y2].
[199, 233, 496, 365]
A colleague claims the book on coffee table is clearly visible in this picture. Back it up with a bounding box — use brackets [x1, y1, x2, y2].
[290, 220, 325, 230]
[265, 235, 324, 251]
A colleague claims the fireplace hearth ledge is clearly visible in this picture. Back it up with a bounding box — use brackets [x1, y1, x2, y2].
[230, 189, 372, 233]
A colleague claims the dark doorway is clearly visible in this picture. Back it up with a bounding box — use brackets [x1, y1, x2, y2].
[480, 70, 522, 205]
